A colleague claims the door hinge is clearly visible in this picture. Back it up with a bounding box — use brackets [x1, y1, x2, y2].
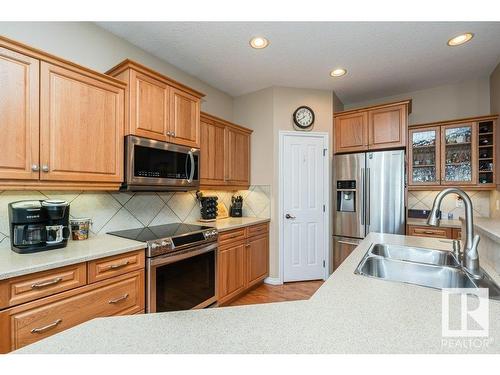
[323, 260, 326, 268]
[323, 149, 327, 156]
[323, 204, 326, 212]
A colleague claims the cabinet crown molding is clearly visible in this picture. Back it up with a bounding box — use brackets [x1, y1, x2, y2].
[201, 112, 253, 134]
[334, 99, 412, 117]
[409, 114, 499, 129]
[0, 35, 126, 88]
[106, 59, 205, 99]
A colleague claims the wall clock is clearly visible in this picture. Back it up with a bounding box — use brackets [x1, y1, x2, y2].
[293, 106, 315, 129]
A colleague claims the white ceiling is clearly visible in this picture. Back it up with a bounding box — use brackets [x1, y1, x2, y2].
[96, 22, 500, 104]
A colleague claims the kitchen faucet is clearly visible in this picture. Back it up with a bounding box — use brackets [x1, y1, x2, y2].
[426, 188, 482, 279]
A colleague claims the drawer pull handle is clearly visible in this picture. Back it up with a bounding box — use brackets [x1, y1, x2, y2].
[424, 231, 436, 234]
[224, 234, 242, 239]
[108, 261, 130, 270]
[109, 293, 129, 304]
[31, 277, 63, 289]
[31, 319, 62, 334]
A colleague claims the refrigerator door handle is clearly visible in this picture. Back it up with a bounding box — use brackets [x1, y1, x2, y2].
[360, 168, 365, 226]
[366, 167, 370, 226]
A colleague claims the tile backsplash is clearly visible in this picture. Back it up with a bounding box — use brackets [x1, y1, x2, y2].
[0, 185, 271, 247]
[407, 190, 490, 219]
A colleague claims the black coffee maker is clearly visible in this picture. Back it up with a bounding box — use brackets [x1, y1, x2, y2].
[8, 199, 70, 254]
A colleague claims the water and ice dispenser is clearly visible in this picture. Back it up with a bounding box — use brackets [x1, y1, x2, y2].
[336, 180, 356, 212]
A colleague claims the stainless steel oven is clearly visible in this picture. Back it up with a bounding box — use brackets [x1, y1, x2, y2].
[147, 242, 217, 313]
[122, 135, 200, 191]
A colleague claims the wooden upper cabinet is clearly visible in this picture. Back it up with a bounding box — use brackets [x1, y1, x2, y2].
[334, 112, 368, 153]
[129, 70, 170, 142]
[226, 127, 251, 186]
[440, 123, 476, 186]
[200, 118, 226, 186]
[40, 62, 125, 182]
[169, 88, 200, 148]
[408, 126, 441, 186]
[368, 104, 407, 150]
[334, 100, 411, 154]
[200, 112, 252, 189]
[106, 60, 204, 148]
[0, 46, 39, 181]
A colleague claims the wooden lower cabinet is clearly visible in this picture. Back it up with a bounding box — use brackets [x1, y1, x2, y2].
[407, 225, 453, 239]
[218, 242, 247, 304]
[246, 234, 269, 288]
[0, 249, 145, 353]
[217, 223, 269, 305]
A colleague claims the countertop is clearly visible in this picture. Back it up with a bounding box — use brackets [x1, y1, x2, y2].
[407, 218, 462, 228]
[470, 217, 500, 243]
[0, 235, 146, 281]
[14, 232, 500, 354]
[190, 217, 270, 232]
[0, 217, 269, 281]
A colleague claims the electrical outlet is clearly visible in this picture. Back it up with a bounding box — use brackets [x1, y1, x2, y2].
[456, 198, 464, 208]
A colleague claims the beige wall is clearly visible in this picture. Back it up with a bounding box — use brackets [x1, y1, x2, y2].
[489, 62, 500, 218]
[344, 78, 490, 125]
[234, 86, 335, 279]
[0, 22, 233, 120]
[233, 88, 274, 186]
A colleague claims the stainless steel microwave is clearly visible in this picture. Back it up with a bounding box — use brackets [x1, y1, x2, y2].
[122, 135, 200, 191]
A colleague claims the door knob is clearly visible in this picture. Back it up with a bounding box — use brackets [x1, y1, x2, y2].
[285, 214, 296, 219]
[31, 164, 39, 172]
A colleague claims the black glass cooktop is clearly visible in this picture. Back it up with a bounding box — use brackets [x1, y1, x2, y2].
[107, 223, 212, 242]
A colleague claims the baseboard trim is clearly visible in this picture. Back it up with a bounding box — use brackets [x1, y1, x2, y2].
[264, 277, 283, 285]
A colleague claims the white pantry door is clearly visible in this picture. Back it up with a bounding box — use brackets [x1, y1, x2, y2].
[282, 133, 328, 282]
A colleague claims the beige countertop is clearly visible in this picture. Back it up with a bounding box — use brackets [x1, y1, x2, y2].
[0, 218, 269, 281]
[469, 217, 500, 243]
[15, 232, 500, 354]
[407, 218, 462, 228]
[0, 235, 146, 281]
[190, 217, 270, 232]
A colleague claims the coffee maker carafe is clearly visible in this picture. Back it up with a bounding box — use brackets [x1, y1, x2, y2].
[8, 199, 70, 254]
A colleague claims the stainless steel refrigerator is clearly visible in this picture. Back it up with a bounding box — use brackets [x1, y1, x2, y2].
[332, 150, 405, 271]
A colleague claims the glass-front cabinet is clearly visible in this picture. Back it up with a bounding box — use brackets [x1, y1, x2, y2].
[408, 116, 497, 189]
[409, 127, 440, 185]
[441, 124, 475, 185]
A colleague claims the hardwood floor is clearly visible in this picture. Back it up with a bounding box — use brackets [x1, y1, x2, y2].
[228, 280, 324, 306]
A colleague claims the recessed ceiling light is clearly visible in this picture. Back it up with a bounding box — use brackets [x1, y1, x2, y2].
[447, 33, 474, 46]
[249, 37, 269, 49]
[330, 68, 347, 77]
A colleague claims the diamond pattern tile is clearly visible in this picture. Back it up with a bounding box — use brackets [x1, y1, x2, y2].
[0, 186, 271, 240]
[70, 193, 122, 234]
[99, 207, 144, 234]
[149, 205, 180, 226]
[166, 192, 197, 221]
[110, 191, 135, 206]
[124, 193, 164, 226]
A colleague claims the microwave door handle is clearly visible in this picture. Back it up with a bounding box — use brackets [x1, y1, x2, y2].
[187, 150, 195, 183]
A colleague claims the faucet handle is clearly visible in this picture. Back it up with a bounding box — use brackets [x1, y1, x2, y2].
[452, 239, 461, 261]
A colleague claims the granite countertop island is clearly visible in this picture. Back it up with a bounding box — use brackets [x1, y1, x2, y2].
[407, 218, 462, 228]
[14, 232, 500, 354]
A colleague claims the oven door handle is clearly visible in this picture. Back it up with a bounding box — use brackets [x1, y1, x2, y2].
[187, 150, 195, 183]
[148, 242, 217, 267]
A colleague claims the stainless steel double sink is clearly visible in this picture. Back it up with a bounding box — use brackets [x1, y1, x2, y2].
[355, 243, 500, 300]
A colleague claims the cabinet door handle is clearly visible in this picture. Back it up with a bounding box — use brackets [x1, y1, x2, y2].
[245, 243, 251, 247]
[337, 240, 359, 246]
[108, 260, 130, 270]
[31, 277, 63, 289]
[41, 165, 49, 172]
[172, 131, 176, 137]
[31, 164, 39, 172]
[31, 319, 62, 334]
[167, 131, 171, 136]
[109, 293, 129, 304]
